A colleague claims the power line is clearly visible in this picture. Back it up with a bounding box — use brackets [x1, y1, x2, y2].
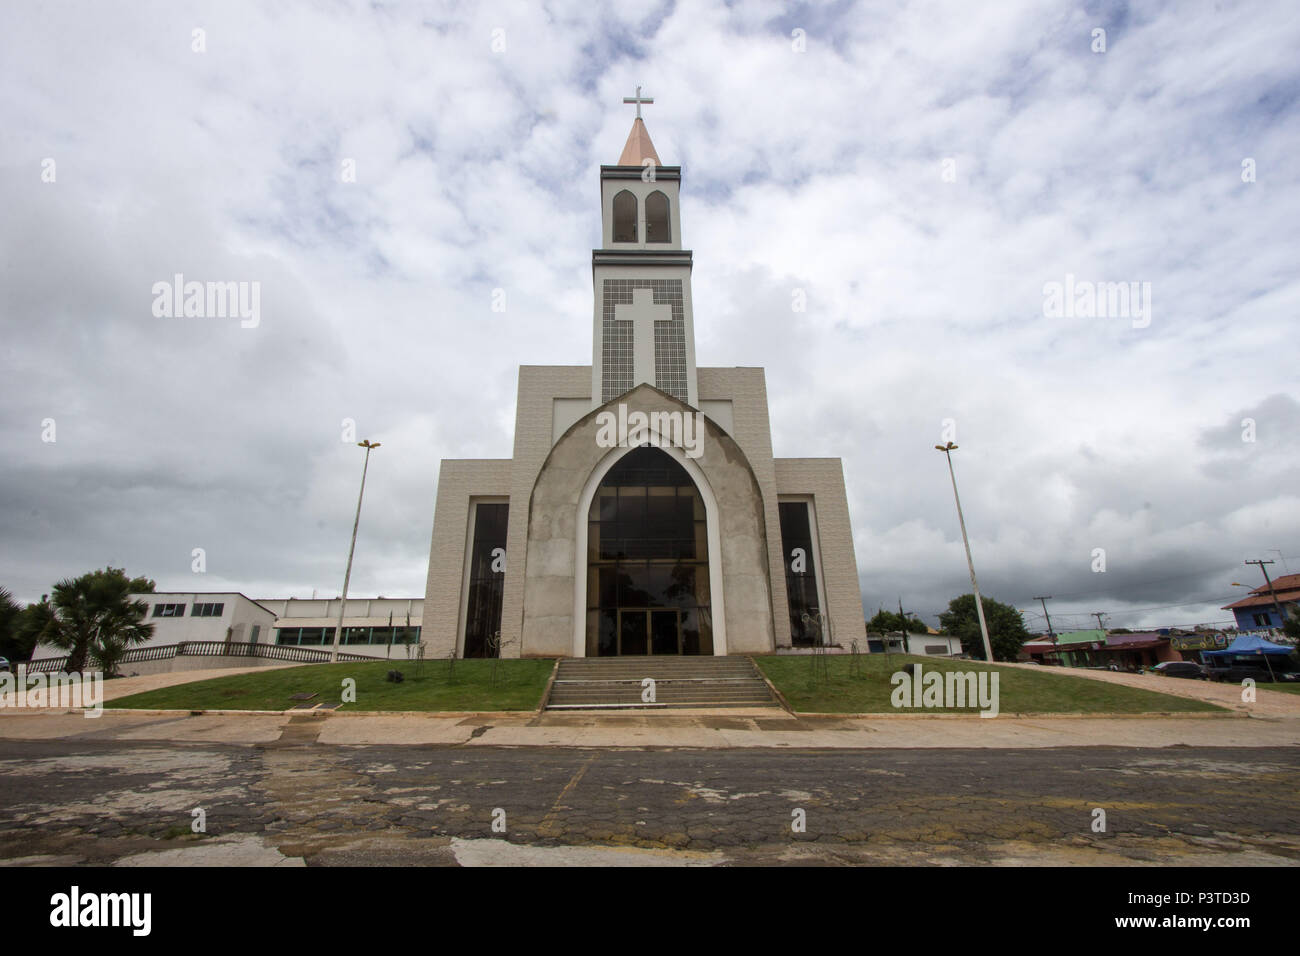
[1006, 562, 1241, 604]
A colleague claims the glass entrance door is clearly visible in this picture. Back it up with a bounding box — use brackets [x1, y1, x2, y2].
[619, 609, 649, 655]
[614, 608, 682, 655]
[650, 609, 680, 655]
[585, 446, 713, 657]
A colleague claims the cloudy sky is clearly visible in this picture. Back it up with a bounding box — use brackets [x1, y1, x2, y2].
[2, 0, 1297, 635]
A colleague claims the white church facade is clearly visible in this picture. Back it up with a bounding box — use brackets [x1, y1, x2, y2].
[422, 105, 865, 659]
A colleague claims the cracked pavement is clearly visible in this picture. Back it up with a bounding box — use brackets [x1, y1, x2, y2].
[0, 715, 1297, 866]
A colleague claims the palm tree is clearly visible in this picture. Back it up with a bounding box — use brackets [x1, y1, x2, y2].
[37, 568, 154, 674]
[0, 587, 21, 659]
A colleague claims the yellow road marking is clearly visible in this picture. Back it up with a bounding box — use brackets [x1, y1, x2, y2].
[538, 754, 596, 835]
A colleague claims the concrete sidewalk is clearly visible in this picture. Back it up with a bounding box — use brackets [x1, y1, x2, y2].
[1, 707, 1297, 750]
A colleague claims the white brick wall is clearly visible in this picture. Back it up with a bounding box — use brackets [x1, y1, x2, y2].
[499, 366, 592, 657]
[773, 458, 867, 647]
[421, 459, 511, 658]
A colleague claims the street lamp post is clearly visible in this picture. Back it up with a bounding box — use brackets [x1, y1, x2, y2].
[330, 440, 381, 663]
[935, 442, 994, 663]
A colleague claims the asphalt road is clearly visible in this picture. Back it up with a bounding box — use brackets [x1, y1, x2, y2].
[1, 728, 1297, 866]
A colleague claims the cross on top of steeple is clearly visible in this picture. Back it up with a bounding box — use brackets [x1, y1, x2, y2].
[623, 85, 654, 119]
[616, 86, 661, 166]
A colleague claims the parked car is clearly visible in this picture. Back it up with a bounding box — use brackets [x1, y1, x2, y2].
[0, 657, 10, 673]
[1151, 661, 1206, 680]
[1205, 659, 1300, 684]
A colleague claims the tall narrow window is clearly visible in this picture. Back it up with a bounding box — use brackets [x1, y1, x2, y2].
[612, 190, 638, 243]
[464, 502, 509, 658]
[779, 501, 822, 645]
[645, 190, 670, 243]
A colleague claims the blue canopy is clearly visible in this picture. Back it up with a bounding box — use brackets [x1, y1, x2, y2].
[1203, 634, 1296, 659]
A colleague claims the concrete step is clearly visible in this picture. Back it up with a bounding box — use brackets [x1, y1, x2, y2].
[548, 688, 774, 701]
[556, 660, 757, 675]
[546, 656, 775, 709]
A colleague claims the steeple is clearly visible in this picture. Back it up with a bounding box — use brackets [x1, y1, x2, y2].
[618, 85, 661, 166]
[618, 117, 661, 166]
[592, 89, 698, 410]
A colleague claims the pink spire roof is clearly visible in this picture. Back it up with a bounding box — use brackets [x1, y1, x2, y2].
[617, 117, 662, 166]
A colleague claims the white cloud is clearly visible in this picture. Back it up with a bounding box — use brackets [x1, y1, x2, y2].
[1, 0, 1297, 634]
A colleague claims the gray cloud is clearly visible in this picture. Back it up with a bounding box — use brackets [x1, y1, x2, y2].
[1, 1, 1296, 638]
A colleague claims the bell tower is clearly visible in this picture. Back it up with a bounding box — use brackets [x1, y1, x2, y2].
[592, 89, 699, 409]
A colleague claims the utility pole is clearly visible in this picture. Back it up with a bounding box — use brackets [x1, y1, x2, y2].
[330, 440, 381, 663]
[1033, 596, 1055, 639]
[1092, 611, 1106, 631]
[1033, 595, 1056, 664]
[1245, 559, 1286, 631]
[934, 442, 994, 662]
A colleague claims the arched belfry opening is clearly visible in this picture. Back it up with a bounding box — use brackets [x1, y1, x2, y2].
[645, 190, 670, 243]
[585, 445, 712, 656]
[612, 189, 638, 243]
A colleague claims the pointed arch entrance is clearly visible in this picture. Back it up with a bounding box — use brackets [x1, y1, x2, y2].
[581, 445, 715, 656]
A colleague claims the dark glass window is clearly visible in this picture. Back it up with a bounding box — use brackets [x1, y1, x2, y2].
[191, 602, 224, 617]
[779, 501, 822, 645]
[585, 447, 711, 656]
[645, 190, 670, 242]
[612, 190, 637, 242]
[282, 627, 330, 646]
[464, 503, 508, 658]
[153, 603, 186, 617]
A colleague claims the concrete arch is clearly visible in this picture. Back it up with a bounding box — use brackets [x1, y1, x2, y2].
[520, 383, 776, 658]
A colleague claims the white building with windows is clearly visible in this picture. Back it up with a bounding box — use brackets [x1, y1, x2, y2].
[422, 106, 866, 659]
[30, 591, 277, 659]
[30, 593, 425, 666]
[257, 597, 423, 659]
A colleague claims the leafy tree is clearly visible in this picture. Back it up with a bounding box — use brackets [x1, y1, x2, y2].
[0, 588, 20, 658]
[866, 609, 927, 634]
[1282, 614, 1300, 643]
[938, 593, 1030, 662]
[0, 589, 47, 663]
[32, 568, 155, 674]
[0, 589, 26, 661]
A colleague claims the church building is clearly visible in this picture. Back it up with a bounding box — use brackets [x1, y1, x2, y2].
[422, 97, 865, 659]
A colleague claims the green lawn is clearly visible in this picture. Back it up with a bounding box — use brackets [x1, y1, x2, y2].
[110, 659, 555, 713]
[1259, 682, 1300, 695]
[755, 654, 1227, 715]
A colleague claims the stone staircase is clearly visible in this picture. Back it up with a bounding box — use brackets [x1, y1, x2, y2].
[545, 656, 777, 709]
